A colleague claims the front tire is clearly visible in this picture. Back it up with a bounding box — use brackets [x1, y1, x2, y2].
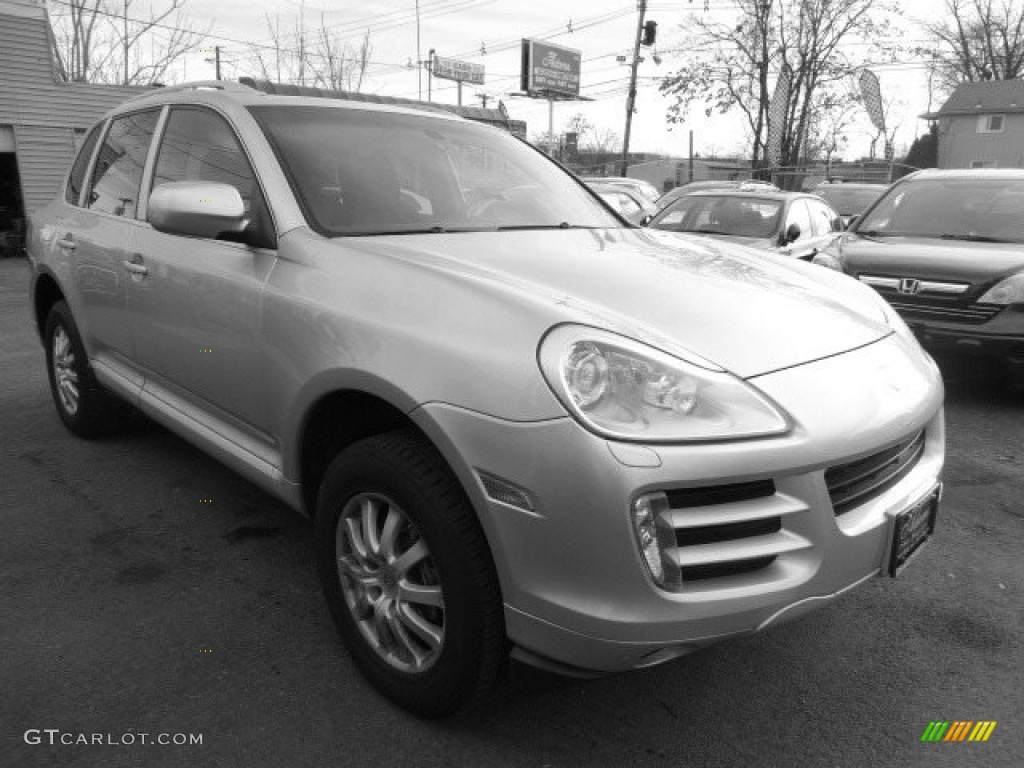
[44, 300, 125, 438]
[315, 430, 504, 717]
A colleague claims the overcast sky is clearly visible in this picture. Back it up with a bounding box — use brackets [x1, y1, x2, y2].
[166, 0, 943, 160]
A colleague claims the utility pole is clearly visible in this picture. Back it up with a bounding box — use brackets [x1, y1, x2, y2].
[215, 46, 222, 80]
[415, 0, 422, 100]
[123, 0, 129, 84]
[427, 49, 435, 101]
[477, 93, 489, 109]
[619, 0, 647, 177]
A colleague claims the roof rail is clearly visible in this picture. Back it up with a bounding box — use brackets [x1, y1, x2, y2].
[124, 80, 257, 102]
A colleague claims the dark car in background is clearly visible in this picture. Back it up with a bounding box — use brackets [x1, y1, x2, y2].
[813, 182, 887, 228]
[813, 169, 1024, 390]
[648, 189, 842, 260]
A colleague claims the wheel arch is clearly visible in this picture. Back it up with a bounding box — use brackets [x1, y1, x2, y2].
[33, 269, 65, 342]
[291, 376, 509, 598]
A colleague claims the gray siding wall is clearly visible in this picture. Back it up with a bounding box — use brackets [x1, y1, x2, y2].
[12, 125, 75, 213]
[938, 113, 1024, 169]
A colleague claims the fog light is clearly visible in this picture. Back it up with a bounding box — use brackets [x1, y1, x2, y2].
[632, 492, 681, 590]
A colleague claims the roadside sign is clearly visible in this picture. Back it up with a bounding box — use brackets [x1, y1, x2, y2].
[520, 39, 581, 98]
[432, 56, 485, 85]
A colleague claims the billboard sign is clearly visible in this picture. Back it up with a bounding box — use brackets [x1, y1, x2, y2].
[520, 39, 581, 98]
[432, 55, 484, 85]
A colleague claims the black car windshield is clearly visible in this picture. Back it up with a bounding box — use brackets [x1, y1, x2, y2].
[649, 195, 782, 239]
[815, 185, 884, 215]
[857, 178, 1024, 242]
[249, 105, 620, 236]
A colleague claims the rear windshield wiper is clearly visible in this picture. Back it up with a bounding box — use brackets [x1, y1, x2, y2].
[938, 233, 1010, 243]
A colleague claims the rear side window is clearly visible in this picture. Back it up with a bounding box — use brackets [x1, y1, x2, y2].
[151, 107, 258, 213]
[65, 123, 103, 206]
[807, 200, 840, 235]
[87, 110, 160, 218]
[784, 200, 813, 241]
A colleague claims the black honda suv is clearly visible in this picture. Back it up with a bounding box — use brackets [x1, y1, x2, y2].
[814, 169, 1024, 390]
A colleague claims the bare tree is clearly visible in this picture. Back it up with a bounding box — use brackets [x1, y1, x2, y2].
[48, 0, 207, 85]
[312, 19, 371, 92]
[247, 12, 372, 92]
[923, 0, 1024, 91]
[659, 0, 895, 176]
[563, 112, 594, 139]
[583, 126, 621, 154]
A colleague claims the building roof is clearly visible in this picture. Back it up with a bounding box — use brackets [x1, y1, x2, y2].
[0, 0, 148, 131]
[923, 79, 1024, 119]
[0, 0, 150, 212]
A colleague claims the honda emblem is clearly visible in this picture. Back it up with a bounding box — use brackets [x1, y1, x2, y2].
[898, 278, 921, 295]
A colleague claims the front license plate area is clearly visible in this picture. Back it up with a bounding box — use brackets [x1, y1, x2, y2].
[887, 485, 940, 577]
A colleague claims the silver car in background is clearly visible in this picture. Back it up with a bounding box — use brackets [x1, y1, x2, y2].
[27, 81, 944, 717]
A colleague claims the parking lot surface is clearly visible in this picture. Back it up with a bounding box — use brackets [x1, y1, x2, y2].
[1, 257, 1021, 767]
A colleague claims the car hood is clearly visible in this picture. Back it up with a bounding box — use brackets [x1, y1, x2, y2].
[840, 233, 1024, 288]
[325, 227, 890, 379]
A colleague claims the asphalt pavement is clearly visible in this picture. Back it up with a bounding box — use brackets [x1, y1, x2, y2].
[1, 256, 1021, 767]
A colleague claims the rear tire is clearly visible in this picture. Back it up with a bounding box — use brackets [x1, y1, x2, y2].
[44, 300, 126, 438]
[314, 430, 504, 717]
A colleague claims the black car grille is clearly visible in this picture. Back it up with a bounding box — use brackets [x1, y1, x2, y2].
[887, 300, 1002, 325]
[826, 432, 925, 516]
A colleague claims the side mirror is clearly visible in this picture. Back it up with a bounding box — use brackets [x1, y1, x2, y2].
[641, 214, 654, 226]
[148, 181, 248, 240]
[783, 222, 801, 245]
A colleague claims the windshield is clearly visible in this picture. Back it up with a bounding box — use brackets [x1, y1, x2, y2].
[650, 195, 782, 239]
[815, 186, 884, 215]
[857, 178, 1024, 242]
[249, 105, 620, 236]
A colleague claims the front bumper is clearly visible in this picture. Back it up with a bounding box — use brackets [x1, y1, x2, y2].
[895, 304, 1024, 367]
[413, 333, 945, 673]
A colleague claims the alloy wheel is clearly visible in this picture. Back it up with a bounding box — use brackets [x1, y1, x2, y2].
[52, 325, 79, 416]
[335, 493, 445, 673]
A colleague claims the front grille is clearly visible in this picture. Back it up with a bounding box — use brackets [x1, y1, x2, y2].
[681, 556, 778, 582]
[666, 480, 776, 509]
[887, 300, 1001, 325]
[662, 480, 810, 584]
[826, 432, 925, 516]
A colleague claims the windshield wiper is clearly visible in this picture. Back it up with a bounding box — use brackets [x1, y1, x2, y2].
[938, 233, 1010, 243]
[857, 229, 894, 238]
[688, 228, 734, 236]
[494, 223, 601, 231]
[338, 225, 498, 236]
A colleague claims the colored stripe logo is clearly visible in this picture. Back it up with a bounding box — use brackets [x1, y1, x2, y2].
[921, 721, 997, 742]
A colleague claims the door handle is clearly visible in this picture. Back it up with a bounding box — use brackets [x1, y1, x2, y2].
[123, 258, 148, 276]
[57, 236, 76, 251]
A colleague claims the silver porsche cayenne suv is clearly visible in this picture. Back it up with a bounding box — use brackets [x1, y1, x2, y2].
[27, 81, 944, 716]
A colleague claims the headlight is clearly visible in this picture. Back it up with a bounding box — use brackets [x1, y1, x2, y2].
[811, 251, 842, 270]
[538, 325, 790, 442]
[979, 272, 1024, 305]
